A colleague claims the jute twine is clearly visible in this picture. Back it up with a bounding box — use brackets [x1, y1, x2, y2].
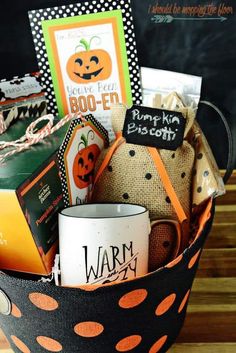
[0, 113, 81, 163]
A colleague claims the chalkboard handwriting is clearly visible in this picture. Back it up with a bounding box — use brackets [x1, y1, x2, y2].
[123, 105, 186, 151]
[148, 3, 233, 18]
[127, 123, 178, 142]
[129, 108, 181, 126]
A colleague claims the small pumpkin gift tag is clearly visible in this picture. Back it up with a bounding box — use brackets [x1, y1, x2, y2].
[58, 114, 108, 206]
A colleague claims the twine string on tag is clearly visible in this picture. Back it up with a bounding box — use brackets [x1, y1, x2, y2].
[0, 113, 81, 163]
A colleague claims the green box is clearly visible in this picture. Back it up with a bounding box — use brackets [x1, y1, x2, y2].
[0, 117, 68, 275]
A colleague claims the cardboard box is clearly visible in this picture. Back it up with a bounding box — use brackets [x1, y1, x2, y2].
[0, 72, 47, 134]
[0, 116, 68, 275]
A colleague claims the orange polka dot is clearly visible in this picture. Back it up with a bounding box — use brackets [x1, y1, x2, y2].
[116, 335, 142, 351]
[149, 335, 167, 353]
[29, 293, 59, 311]
[74, 321, 104, 337]
[178, 289, 191, 313]
[119, 289, 148, 309]
[166, 254, 183, 268]
[36, 336, 62, 352]
[11, 336, 30, 353]
[11, 303, 22, 318]
[155, 293, 176, 316]
[188, 249, 201, 269]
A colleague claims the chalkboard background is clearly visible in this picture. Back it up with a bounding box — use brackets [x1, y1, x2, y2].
[0, 0, 235, 168]
[133, 0, 236, 169]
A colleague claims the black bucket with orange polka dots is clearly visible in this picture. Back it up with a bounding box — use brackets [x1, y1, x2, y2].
[0, 200, 214, 353]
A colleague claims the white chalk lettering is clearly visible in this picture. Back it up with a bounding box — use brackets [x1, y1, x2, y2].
[131, 108, 140, 120]
[127, 121, 178, 141]
[161, 127, 177, 141]
[130, 108, 180, 127]
[127, 122, 138, 134]
[171, 115, 180, 125]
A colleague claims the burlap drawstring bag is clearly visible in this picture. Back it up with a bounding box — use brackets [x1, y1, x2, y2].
[91, 93, 196, 270]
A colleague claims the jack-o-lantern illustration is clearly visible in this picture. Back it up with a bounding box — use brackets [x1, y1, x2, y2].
[66, 37, 112, 84]
[73, 130, 101, 189]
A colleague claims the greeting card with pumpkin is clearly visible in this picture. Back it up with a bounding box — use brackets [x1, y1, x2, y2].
[29, 1, 142, 137]
[58, 114, 108, 206]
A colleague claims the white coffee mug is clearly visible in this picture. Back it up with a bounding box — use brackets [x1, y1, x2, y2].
[58, 203, 150, 286]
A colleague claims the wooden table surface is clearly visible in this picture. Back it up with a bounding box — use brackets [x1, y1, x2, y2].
[1, 171, 235, 352]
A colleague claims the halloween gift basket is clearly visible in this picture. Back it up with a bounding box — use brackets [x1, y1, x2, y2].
[0, 69, 235, 353]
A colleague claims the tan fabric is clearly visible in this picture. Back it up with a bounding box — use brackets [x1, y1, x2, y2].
[92, 99, 195, 222]
[111, 103, 127, 133]
[92, 140, 194, 221]
[92, 96, 196, 268]
[149, 221, 179, 272]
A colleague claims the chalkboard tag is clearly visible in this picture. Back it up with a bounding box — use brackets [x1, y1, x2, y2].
[123, 105, 186, 150]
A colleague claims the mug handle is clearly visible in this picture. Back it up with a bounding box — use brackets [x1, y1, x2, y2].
[150, 219, 182, 261]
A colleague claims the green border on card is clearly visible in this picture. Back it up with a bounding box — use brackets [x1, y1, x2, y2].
[41, 10, 132, 117]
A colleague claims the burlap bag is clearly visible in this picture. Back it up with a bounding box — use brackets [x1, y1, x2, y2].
[92, 94, 196, 270]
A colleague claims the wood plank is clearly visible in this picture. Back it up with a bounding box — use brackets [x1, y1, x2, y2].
[192, 277, 236, 293]
[220, 170, 236, 185]
[177, 311, 236, 342]
[217, 193, 236, 206]
[215, 205, 236, 212]
[206, 223, 236, 248]
[196, 248, 236, 277]
[189, 278, 236, 312]
[170, 343, 236, 353]
[216, 186, 236, 206]
[215, 183, 236, 205]
[214, 205, 236, 223]
[177, 277, 236, 343]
